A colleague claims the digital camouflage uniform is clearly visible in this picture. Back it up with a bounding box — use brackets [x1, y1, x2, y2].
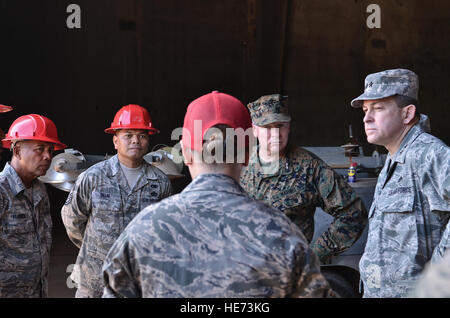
[241, 94, 368, 263]
[61, 155, 172, 297]
[0, 163, 52, 298]
[102, 174, 334, 298]
[351, 69, 450, 298]
[432, 221, 450, 262]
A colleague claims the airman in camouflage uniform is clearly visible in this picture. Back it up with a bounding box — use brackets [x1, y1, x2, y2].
[240, 94, 368, 263]
[62, 105, 173, 298]
[0, 164, 52, 298]
[102, 91, 334, 298]
[351, 69, 450, 298]
[0, 114, 66, 297]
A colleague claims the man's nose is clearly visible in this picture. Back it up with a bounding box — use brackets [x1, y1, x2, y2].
[131, 135, 140, 143]
[269, 128, 280, 139]
[363, 111, 373, 123]
[43, 149, 52, 160]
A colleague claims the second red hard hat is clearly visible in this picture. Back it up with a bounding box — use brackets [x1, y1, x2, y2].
[105, 104, 159, 135]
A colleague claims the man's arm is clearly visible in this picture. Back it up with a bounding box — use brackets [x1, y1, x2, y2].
[161, 176, 174, 199]
[310, 163, 368, 263]
[432, 222, 450, 262]
[61, 172, 92, 248]
[102, 233, 141, 298]
[291, 242, 336, 298]
[422, 142, 450, 262]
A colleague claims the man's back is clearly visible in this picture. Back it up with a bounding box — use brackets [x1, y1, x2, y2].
[103, 173, 332, 298]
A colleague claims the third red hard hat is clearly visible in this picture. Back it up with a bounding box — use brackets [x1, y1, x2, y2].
[105, 104, 159, 135]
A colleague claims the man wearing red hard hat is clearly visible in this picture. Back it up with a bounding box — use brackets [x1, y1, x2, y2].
[0, 114, 66, 297]
[102, 91, 333, 298]
[61, 104, 172, 298]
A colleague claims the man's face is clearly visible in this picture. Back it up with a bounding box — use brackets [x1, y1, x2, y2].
[362, 97, 406, 147]
[113, 129, 150, 162]
[16, 140, 54, 178]
[253, 122, 290, 156]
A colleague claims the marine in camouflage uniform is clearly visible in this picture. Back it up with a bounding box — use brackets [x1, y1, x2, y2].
[0, 163, 52, 298]
[351, 69, 450, 298]
[62, 155, 172, 297]
[240, 94, 368, 263]
[102, 91, 334, 298]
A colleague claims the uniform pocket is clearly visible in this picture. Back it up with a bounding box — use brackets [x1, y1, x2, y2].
[377, 189, 414, 213]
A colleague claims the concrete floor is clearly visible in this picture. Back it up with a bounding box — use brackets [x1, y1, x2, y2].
[48, 225, 78, 298]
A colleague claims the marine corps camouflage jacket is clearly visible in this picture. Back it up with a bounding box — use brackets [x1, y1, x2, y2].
[240, 144, 367, 263]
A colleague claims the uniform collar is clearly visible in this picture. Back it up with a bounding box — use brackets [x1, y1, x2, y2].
[2, 163, 44, 203]
[3, 163, 27, 197]
[392, 114, 430, 164]
[105, 154, 160, 193]
[106, 154, 159, 180]
[183, 173, 245, 196]
[248, 144, 292, 177]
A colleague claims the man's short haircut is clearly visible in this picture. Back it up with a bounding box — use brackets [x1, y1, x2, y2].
[392, 94, 420, 119]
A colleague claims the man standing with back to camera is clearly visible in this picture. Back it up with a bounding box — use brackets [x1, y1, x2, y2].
[102, 91, 334, 298]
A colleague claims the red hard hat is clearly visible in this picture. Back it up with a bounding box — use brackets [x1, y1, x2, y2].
[182, 91, 252, 152]
[2, 114, 67, 150]
[0, 104, 13, 113]
[105, 104, 159, 135]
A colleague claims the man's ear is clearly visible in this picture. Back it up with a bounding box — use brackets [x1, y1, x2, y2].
[112, 135, 119, 150]
[12, 143, 21, 160]
[180, 140, 192, 165]
[403, 104, 417, 125]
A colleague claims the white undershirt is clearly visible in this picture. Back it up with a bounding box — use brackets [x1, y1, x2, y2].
[119, 162, 143, 190]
